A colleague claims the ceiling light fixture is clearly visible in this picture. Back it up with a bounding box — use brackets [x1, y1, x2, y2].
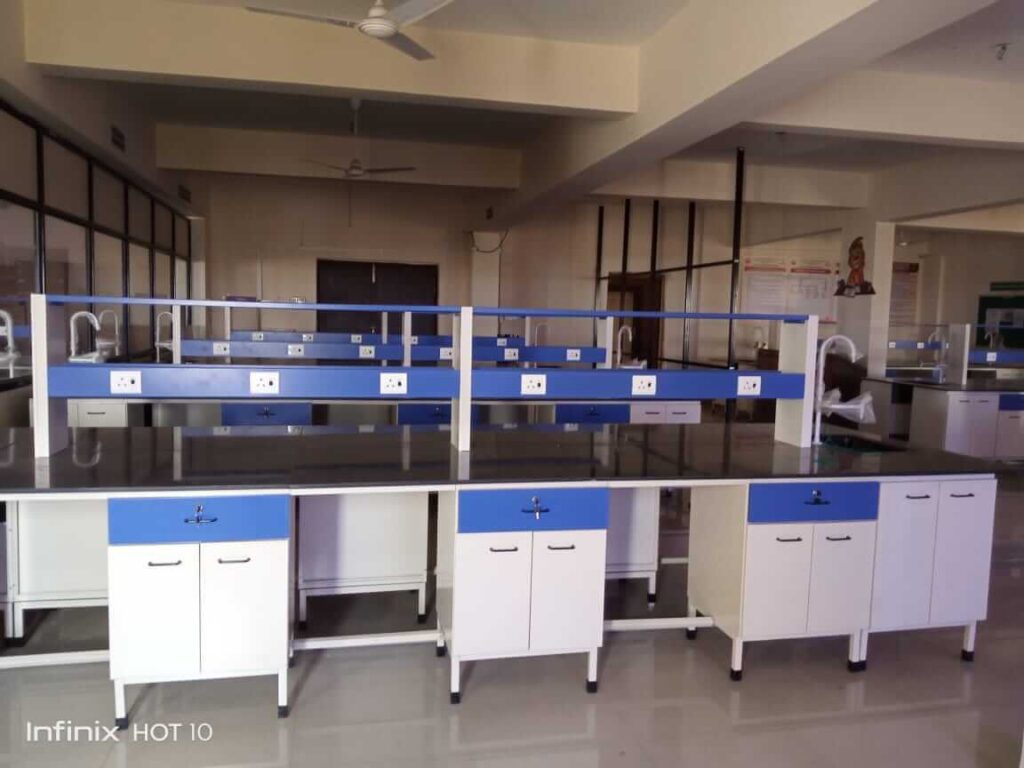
[994, 42, 1009, 61]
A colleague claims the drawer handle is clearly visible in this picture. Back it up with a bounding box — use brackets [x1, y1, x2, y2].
[950, 492, 975, 499]
[803, 490, 829, 506]
[775, 536, 803, 543]
[488, 546, 519, 553]
[825, 535, 852, 542]
[147, 560, 182, 567]
[521, 496, 550, 520]
[547, 544, 576, 551]
[85, 411, 107, 416]
[217, 557, 251, 565]
[905, 494, 932, 500]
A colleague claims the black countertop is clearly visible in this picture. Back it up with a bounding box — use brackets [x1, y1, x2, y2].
[0, 424, 996, 496]
[0, 371, 31, 394]
[866, 376, 1024, 393]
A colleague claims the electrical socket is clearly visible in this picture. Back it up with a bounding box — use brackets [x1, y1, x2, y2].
[249, 371, 279, 395]
[504, 348, 520, 361]
[110, 370, 142, 395]
[439, 347, 454, 360]
[631, 375, 657, 397]
[359, 345, 376, 359]
[410, 335, 419, 345]
[351, 334, 363, 344]
[251, 332, 264, 342]
[986, 351, 997, 362]
[496, 338, 508, 347]
[287, 344, 305, 357]
[566, 348, 581, 362]
[521, 374, 547, 396]
[302, 333, 314, 342]
[887, 341, 896, 349]
[212, 341, 230, 356]
[737, 375, 762, 396]
[380, 372, 408, 395]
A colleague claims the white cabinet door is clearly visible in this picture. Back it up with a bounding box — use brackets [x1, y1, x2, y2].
[996, 411, 1024, 458]
[871, 482, 938, 630]
[200, 540, 288, 675]
[453, 532, 532, 656]
[930, 480, 997, 626]
[606, 489, 659, 570]
[944, 396, 974, 455]
[741, 524, 812, 639]
[17, 500, 108, 597]
[807, 522, 876, 635]
[108, 544, 200, 679]
[530, 530, 606, 652]
[629, 403, 665, 424]
[663, 401, 701, 424]
[968, 397, 999, 458]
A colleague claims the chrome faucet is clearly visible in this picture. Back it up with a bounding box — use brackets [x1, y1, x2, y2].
[0, 309, 18, 373]
[69, 310, 102, 363]
[97, 309, 121, 357]
[616, 324, 633, 368]
[814, 334, 859, 444]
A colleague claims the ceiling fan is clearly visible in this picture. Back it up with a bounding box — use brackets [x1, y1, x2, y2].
[246, 0, 453, 60]
[306, 98, 416, 179]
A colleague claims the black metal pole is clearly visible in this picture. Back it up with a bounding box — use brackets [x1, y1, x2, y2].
[620, 198, 631, 278]
[122, 183, 130, 357]
[35, 129, 46, 292]
[726, 147, 745, 422]
[592, 205, 604, 346]
[648, 199, 659, 369]
[682, 201, 696, 365]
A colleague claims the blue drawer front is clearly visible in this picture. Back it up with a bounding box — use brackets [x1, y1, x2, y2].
[458, 488, 609, 533]
[748, 482, 878, 523]
[554, 403, 630, 424]
[221, 402, 312, 426]
[109, 495, 290, 544]
[1000, 394, 1024, 411]
[397, 403, 482, 425]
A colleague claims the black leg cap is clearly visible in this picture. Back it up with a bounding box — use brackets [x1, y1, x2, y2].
[685, 629, 697, 640]
[417, 613, 427, 624]
[586, 680, 598, 694]
[297, 621, 307, 631]
[6, 637, 26, 648]
[961, 649, 975, 662]
[450, 692, 461, 705]
[847, 660, 867, 673]
[115, 717, 129, 731]
[647, 593, 657, 604]
[730, 669, 743, 682]
[277, 705, 289, 719]
[436, 644, 447, 658]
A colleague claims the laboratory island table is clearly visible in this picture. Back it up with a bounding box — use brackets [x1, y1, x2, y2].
[0, 423, 998, 725]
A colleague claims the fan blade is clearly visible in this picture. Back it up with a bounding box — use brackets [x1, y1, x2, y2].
[245, 4, 358, 27]
[365, 167, 416, 174]
[381, 33, 434, 60]
[388, 0, 454, 25]
[306, 159, 353, 175]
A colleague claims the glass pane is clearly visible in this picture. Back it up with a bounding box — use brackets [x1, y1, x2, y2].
[0, 109, 37, 200]
[44, 217, 88, 295]
[43, 138, 88, 219]
[93, 167, 124, 233]
[0, 204, 36, 365]
[128, 244, 151, 353]
[154, 205, 173, 250]
[128, 187, 151, 243]
[174, 215, 189, 256]
[94, 233, 125, 356]
[154, 251, 172, 299]
[174, 256, 188, 298]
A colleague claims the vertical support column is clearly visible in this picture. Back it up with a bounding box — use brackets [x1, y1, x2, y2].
[592, 206, 605, 347]
[31, 294, 69, 458]
[380, 312, 388, 368]
[682, 201, 696, 364]
[598, 316, 614, 369]
[451, 307, 474, 452]
[775, 316, 818, 447]
[948, 323, 971, 386]
[171, 304, 182, 364]
[523, 316, 532, 369]
[402, 311, 413, 367]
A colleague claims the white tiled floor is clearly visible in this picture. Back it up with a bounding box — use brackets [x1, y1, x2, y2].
[1, 475, 1022, 767]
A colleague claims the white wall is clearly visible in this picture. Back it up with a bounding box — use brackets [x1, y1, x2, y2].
[925, 231, 1024, 325]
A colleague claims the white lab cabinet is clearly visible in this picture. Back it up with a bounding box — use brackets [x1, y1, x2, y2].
[68, 399, 144, 428]
[438, 487, 609, 702]
[996, 410, 1024, 458]
[297, 492, 429, 624]
[806, 522, 876, 636]
[3, 499, 108, 641]
[106, 495, 290, 729]
[740, 523, 814, 639]
[605, 488, 659, 600]
[909, 389, 1000, 458]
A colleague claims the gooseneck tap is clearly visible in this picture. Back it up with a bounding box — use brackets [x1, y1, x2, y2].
[616, 324, 633, 368]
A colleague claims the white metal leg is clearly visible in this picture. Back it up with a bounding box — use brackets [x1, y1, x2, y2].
[114, 680, 127, 729]
[859, 630, 870, 663]
[685, 600, 698, 639]
[12, 603, 24, 639]
[298, 592, 308, 625]
[962, 622, 977, 661]
[417, 585, 427, 620]
[646, 573, 657, 602]
[730, 638, 743, 680]
[847, 633, 866, 672]
[436, 625, 446, 658]
[449, 657, 461, 703]
[277, 669, 289, 717]
[586, 649, 598, 693]
[2, 603, 12, 640]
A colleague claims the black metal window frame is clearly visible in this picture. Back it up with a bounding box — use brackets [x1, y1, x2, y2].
[0, 97, 192, 359]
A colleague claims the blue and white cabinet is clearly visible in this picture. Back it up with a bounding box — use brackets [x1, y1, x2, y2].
[688, 477, 996, 678]
[436, 487, 609, 702]
[107, 495, 291, 728]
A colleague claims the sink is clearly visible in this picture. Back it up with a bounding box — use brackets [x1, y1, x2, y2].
[820, 434, 905, 453]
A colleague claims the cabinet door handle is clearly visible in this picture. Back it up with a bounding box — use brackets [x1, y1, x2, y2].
[547, 544, 576, 551]
[958, 399, 971, 403]
[184, 516, 218, 524]
[905, 494, 932, 500]
[147, 560, 182, 567]
[521, 496, 550, 520]
[825, 535, 852, 542]
[488, 546, 519, 553]
[217, 557, 251, 565]
[85, 411, 107, 416]
[950, 492, 975, 499]
[775, 536, 803, 543]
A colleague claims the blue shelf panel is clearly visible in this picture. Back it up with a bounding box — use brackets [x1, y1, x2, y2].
[969, 349, 1024, 365]
[474, 306, 809, 322]
[1000, 394, 1024, 411]
[48, 364, 458, 399]
[471, 369, 804, 400]
[554, 403, 630, 424]
[887, 340, 943, 351]
[221, 402, 313, 426]
[45, 294, 461, 314]
[473, 346, 606, 364]
[229, 330, 452, 346]
[182, 339, 460, 362]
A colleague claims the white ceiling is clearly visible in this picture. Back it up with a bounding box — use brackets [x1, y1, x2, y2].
[873, 0, 1024, 83]
[180, 0, 689, 45]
